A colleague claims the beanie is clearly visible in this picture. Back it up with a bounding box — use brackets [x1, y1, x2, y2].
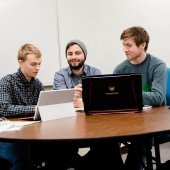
[65, 40, 87, 59]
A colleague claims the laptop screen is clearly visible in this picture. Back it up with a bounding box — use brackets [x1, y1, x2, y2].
[82, 73, 143, 114]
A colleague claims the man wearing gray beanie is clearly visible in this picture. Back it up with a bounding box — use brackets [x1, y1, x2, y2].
[65, 40, 87, 60]
[53, 40, 124, 170]
[53, 39, 101, 89]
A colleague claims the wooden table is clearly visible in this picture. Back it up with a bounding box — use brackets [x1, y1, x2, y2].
[0, 106, 170, 142]
[0, 106, 170, 170]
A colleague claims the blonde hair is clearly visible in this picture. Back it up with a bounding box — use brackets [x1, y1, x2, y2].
[17, 43, 42, 61]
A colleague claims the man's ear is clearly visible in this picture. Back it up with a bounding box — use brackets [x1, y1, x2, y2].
[18, 60, 23, 67]
[141, 42, 146, 50]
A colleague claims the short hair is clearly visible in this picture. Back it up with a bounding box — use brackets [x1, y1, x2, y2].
[17, 43, 42, 61]
[120, 26, 150, 51]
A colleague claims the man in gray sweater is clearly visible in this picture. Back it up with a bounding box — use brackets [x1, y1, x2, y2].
[113, 26, 167, 170]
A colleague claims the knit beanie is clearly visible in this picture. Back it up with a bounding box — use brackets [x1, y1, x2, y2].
[65, 40, 87, 60]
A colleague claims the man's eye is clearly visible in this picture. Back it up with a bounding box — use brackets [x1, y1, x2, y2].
[31, 63, 37, 66]
[67, 52, 72, 56]
[76, 51, 81, 55]
[124, 44, 132, 48]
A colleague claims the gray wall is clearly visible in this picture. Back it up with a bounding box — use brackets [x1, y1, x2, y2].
[1, 0, 170, 85]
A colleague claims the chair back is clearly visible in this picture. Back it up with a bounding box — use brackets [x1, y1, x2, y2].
[166, 68, 170, 105]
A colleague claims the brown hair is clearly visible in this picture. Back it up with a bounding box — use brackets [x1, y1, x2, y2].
[120, 26, 150, 51]
[17, 43, 42, 61]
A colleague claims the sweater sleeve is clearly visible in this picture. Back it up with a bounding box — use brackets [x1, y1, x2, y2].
[142, 62, 167, 106]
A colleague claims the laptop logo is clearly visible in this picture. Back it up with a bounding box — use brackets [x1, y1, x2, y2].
[109, 86, 115, 91]
[106, 86, 119, 95]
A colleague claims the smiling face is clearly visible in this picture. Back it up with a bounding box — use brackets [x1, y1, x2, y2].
[66, 44, 85, 70]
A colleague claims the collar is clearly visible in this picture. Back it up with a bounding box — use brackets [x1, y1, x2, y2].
[17, 69, 34, 85]
[68, 65, 87, 77]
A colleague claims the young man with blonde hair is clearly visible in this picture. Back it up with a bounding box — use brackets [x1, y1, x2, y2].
[0, 43, 43, 170]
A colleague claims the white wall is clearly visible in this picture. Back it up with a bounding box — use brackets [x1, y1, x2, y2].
[0, 0, 60, 85]
[57, 0, 170, 74]
[0, 0, 170, 85]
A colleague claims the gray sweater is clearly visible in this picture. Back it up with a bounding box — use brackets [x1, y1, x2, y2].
[113, 54, 167, 106]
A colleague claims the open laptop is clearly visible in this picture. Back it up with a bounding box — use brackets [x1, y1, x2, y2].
[33, 88, 76, 121]
[82, 73, 143, 115]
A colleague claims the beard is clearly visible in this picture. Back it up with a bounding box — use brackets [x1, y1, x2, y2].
[68, 59, 85, 70]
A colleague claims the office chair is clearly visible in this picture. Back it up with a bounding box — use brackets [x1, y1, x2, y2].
[152, 67, 170, 170]
[166, 68, 170, 106]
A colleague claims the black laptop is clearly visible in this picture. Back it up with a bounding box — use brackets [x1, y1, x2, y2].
[82, 73, 143, 115]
